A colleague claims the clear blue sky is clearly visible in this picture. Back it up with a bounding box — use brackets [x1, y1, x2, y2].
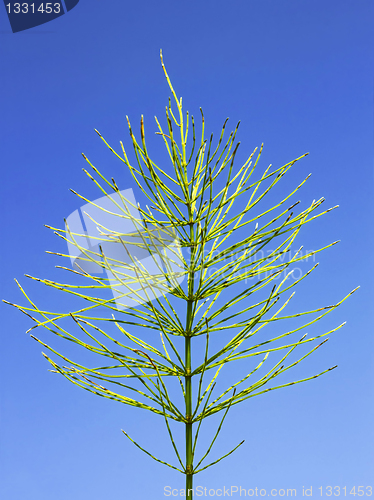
[1, 1, 373, 499]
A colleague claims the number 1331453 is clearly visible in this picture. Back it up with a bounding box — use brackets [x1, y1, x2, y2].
[6, 3, 61, 14]
[319, 486, 372, 496]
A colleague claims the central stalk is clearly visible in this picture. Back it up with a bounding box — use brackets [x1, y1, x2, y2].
[185, 218, 195, 499]
[185, 327, 193, 497]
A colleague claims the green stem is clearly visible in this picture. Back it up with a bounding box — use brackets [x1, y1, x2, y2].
[185, 218, 195, 499]
[185, 331, 193, 498]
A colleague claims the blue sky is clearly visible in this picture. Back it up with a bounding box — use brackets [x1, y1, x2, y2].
[1, 1, 373, 499]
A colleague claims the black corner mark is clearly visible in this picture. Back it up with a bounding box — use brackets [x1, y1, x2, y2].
[64, 0, 79, 11]
[3, 1, 80, 33]
[4, 1, 64, 32]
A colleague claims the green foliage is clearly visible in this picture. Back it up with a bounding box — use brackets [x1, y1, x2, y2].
[4, 51, 357, 498]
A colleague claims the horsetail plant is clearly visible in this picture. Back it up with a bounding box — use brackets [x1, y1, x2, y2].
[4, 51, 358, 498]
